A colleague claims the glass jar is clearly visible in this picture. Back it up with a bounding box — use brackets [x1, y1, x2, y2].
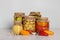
[36, 17, 49, 32]
[14, 13, 25, 25]
[13, 12, 25, 35]
[23, 16, 35, 32]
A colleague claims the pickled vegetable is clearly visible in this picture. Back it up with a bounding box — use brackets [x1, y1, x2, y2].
[44, 30, 54, 36]
[20, 30, 30, 35]
[17, 17, 22, 21]
[12, 25, 23, 35]
[39, 31, 48, 36]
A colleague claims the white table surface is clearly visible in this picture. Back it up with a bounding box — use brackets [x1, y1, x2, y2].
[0, 28, 60, 40]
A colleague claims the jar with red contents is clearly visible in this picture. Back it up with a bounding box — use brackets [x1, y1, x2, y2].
[36, 17, 49, 36]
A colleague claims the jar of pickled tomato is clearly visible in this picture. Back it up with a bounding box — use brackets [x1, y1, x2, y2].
[36, 17, 49, 33]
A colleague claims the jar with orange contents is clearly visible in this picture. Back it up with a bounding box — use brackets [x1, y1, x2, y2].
[36, 17, 49, 35]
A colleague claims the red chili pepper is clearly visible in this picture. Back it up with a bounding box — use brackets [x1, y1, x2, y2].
[39, 31, 48, 36]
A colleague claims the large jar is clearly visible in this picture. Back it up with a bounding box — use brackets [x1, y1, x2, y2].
[36, 17, 49, 32]
[23, 16, 35, 32]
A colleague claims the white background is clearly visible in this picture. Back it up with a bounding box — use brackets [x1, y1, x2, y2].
[0, 0, 60, 29]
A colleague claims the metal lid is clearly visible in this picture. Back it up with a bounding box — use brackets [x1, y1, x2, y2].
[14, 12, 25, 17]
[40, 17, 48, 20]
[37, 17, 48, 22]
[30, 12, 41, 16]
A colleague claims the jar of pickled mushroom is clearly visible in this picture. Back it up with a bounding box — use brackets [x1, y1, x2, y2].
[23, 16, 35, 33]
[36, 17, 49, 33]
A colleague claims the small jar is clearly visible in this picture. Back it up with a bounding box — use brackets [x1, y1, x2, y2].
[36, 17, 49, 32]
[14, 12, 25, 25]
[23, 16, 35, 32]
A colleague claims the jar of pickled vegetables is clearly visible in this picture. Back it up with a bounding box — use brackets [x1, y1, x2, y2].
[14, 13, 25, 25]
[23, 16, 35, 32]
[36, 17, 49, 32]
[13, 13, 25, 35]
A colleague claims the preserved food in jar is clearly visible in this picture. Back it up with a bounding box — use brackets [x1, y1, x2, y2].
[12, 25, 23, 35]
[14, 12, 25, 25]
[13, 12, 25, 35]
[36, 17, 49, 34]
[23, 16, 35, 32]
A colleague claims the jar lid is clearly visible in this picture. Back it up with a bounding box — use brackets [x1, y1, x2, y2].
[14, 12, 25, 17]
[37, 17, 48, 22]
[24, 16, 35, 19]
[24, 16, 35, 21]
[29, 12, 41, 16]
[40, 17, 48, 20]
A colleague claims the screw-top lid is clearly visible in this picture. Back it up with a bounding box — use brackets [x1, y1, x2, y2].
[37, 17, 48, 22]
[29, 12, 41, 16]
[40, 17, 48, 20]
[14, 12, 25, 17]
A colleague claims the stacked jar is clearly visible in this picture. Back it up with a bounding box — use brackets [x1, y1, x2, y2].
[29, 12, 41, 34]
[23, 16, 35, 33]
[12, 12, 25, 35]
